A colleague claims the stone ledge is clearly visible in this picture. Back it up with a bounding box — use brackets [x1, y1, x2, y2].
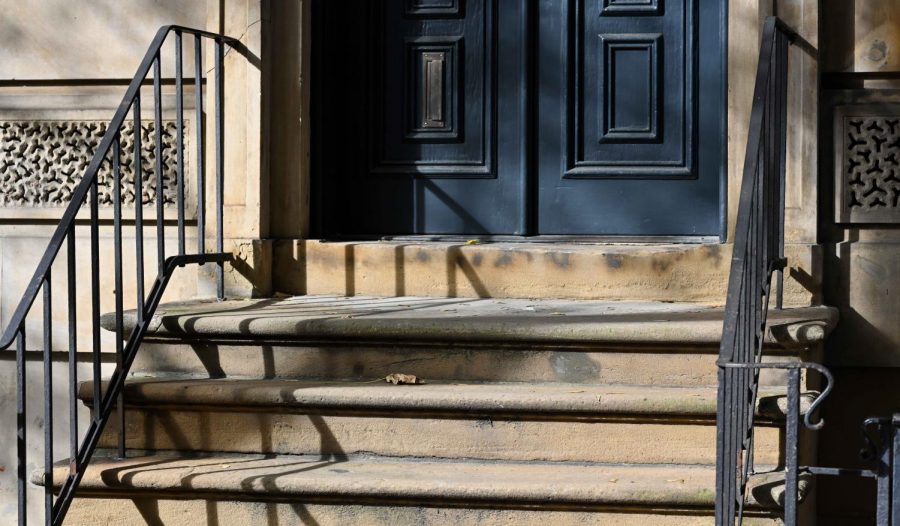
[38, 453, 805, 510]
[59, 498, 785, 525]
[80, 378, 815, 421]
[102, 295, 838, 349]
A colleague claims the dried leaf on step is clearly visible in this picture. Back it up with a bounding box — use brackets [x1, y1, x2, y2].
[385, 373, 425, 385]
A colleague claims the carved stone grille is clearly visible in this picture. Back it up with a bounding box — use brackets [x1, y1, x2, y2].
[0, 120, 184, 208]
[834, 106, 900, 223]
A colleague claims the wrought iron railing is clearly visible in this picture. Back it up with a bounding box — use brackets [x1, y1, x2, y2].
[716, 16, 900, 525]
[855, 414, 900, 524]
[2, 26, 237, 525]
[714, 15, 806, 524]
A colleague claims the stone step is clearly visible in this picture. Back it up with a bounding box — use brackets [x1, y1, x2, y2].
[83, 378, 812, 419]
[40, 453, 808, 521]
[105, 295, 836, 387]
[273, 239, 821, 307]
[81, 379, 811, 466]
[58, 498, 786, 526]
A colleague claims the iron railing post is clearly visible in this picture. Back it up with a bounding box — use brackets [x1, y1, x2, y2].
[42, 276, 53, 525]
[153, 51, 165, 273]
[90, 177, 101, 423]
[784, 368, 801, 525]
[112, 135, 126, 460]
[876, 419, 892, 526]
[133, 96, 145, 323]
[214, 37, 225, 301]
[892, 415, 899, 526]
[175, 30, 186, 256]
[66, 226, 78, 478]
[16, 329, 26, 526]
[195, 35, 206, 256]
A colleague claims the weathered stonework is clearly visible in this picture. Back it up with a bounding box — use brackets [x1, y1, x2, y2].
[0, 120, 184, 208]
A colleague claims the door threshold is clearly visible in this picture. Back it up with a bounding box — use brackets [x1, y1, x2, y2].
[328, 234, 722, 245]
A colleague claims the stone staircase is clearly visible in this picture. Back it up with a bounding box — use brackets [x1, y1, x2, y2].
[41, 295, 837, 525]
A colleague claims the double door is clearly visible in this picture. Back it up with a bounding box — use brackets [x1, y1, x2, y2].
[313, 0, 726, 237]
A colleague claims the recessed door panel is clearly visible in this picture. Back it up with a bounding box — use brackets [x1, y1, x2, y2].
[314, 0, 528, 235]
[536, 0, 725, 235]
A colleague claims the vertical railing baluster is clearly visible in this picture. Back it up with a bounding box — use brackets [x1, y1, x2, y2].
[112, 135, 126, 459]
[784, 367, 800, 525]
[875, 419, 892, 526]
[891, 415, 900, 526]
[133, 97, 145, 323]
[725, 364, 736, 518]
[90, 177, 101, 422]
[195, 35, 206, 255]
[16, 328, 26, 526]
[175, 31, 186, 256]
[66, 226, 77, 478]
[776, 33, 788, 311]
[154, 52, 165, 273]
[215, 37, 225, 300]
[42, 275, 53, 525]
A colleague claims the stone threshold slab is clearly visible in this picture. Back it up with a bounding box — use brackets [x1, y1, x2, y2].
[274, 239, 823, 306]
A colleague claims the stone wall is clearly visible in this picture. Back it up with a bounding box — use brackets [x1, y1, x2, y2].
[820, 0, 900, 367]
[818, 1, 900, 522]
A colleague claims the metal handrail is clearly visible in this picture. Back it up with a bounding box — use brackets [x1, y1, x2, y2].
[714, 15, 793, 525]
[0, 26, 235, 350]
[3, 25, 238, 525]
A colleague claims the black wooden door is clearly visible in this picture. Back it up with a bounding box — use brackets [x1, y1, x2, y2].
[313, 0, 529, 236]
[535, 0, 726, 235]
[313, 0, 725, 237]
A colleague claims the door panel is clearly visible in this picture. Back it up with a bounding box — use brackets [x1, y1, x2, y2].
[536, 0, 726, 235]
[314, 0, 528, 236]
[313, 0, 725, 237]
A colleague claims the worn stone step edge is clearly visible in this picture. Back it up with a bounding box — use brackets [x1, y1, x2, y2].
[101, 295, 838, 349]
[37, 453, 808, 511]
[80, 378, 814, 421]
[61, 497, 788, 526]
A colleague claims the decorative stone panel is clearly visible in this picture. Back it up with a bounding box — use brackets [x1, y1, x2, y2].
[834, 105, 900, 223]
[0, 120, 184, 208]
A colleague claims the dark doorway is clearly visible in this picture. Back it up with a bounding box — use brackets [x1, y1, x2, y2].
[312, 0, 726, 237]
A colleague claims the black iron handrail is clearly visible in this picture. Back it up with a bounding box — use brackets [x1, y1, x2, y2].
[715, 17, 900, 524]
[714, 16, 793, 525]
[2, 25, 238, 525]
